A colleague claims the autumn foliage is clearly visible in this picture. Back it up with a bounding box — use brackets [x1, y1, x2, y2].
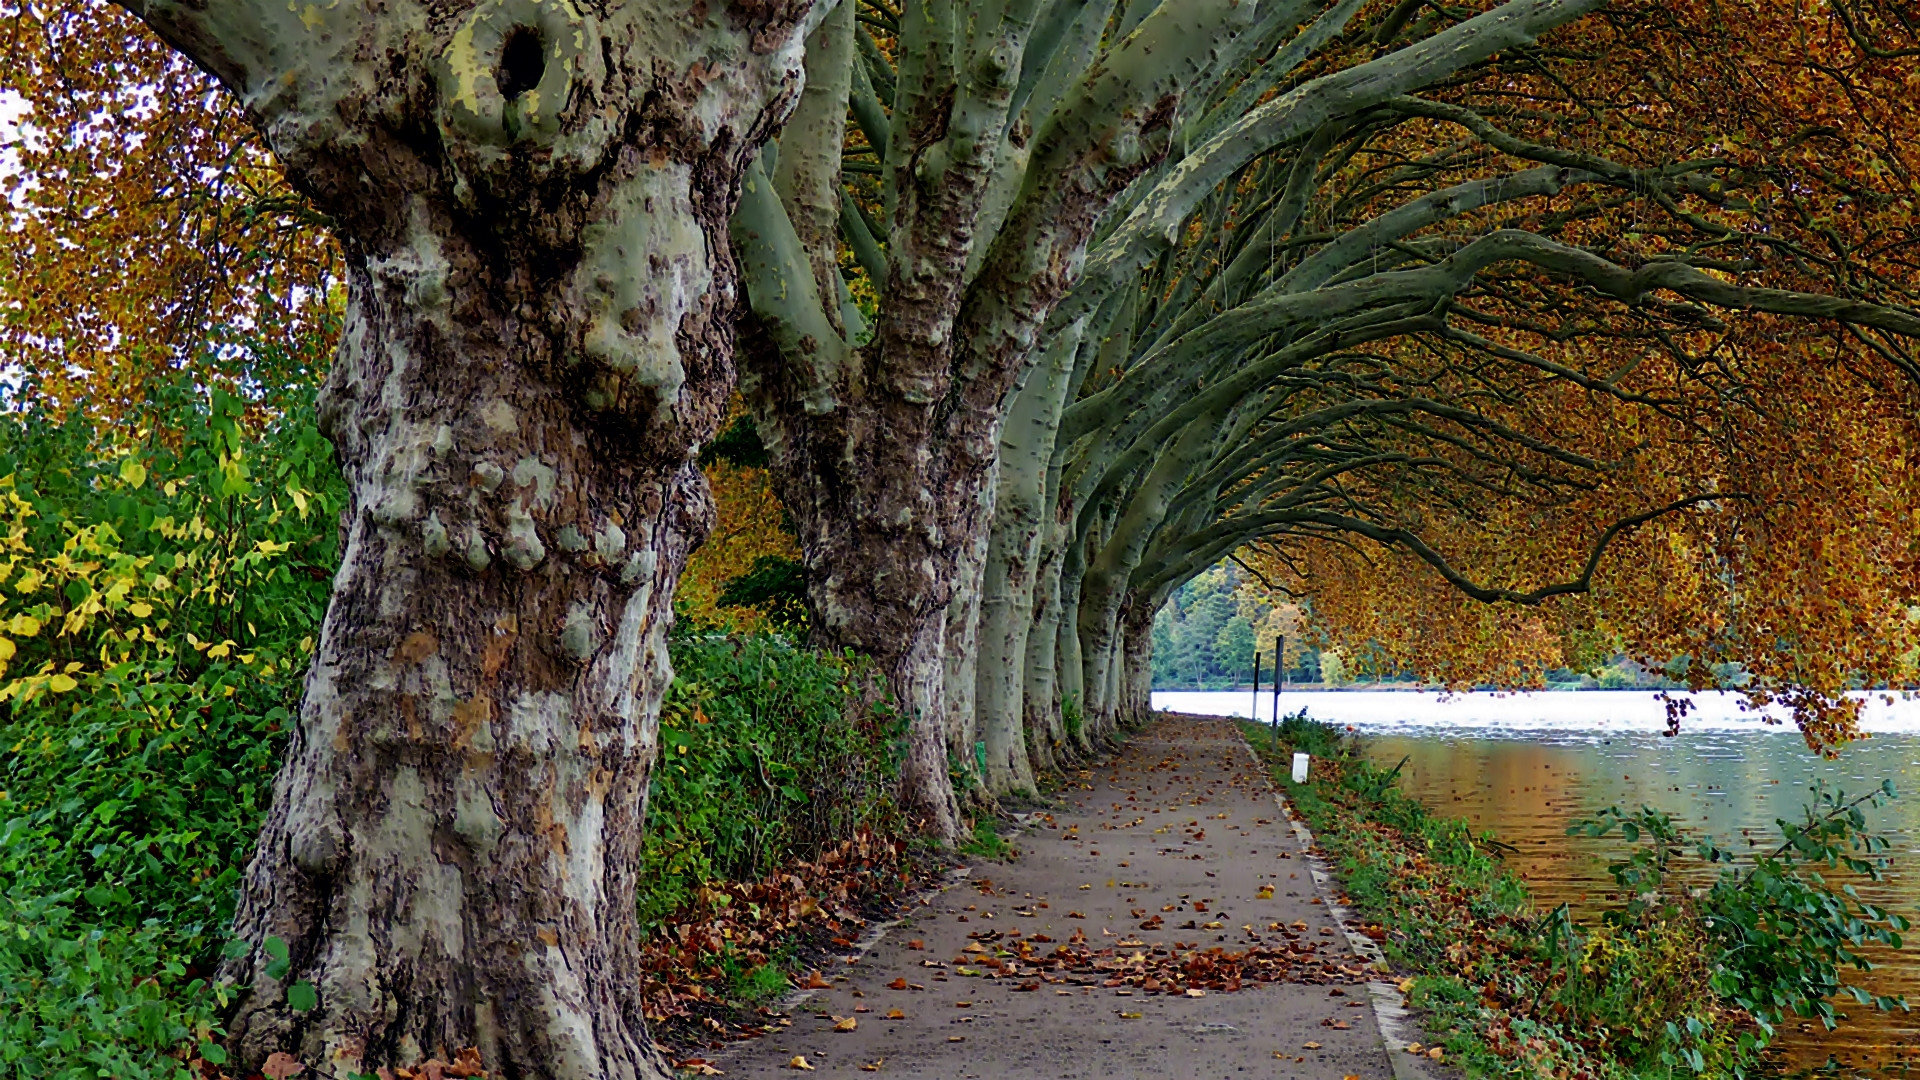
[1237, 0, 1920, 748]
[0, 0, 339, 418]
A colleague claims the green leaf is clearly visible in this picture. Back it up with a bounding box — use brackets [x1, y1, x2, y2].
[199, 1042, 228, 1065]
[288, 980, 318, 1012]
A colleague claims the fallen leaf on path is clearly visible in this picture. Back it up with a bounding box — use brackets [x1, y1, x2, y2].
[906, 940, 924, 950]
[1185, 988, 1206, 998]
[833, 1016, 857, 1032]
[887, 978, 908, 990]
[860, 1060, 885, 1072]
[802, 971, 831, 989]
[787, 1057, 814, 1071]
[1302, 1042, 1321, 1050]
[886, 1008, 905, 1019]
[1118, 1011, 1143, 1019]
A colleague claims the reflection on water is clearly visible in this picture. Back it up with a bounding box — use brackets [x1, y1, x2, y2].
[1154, 689, 1920, 1074]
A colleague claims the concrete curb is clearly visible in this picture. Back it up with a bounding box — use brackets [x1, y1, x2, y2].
[1234, 730, 1446, 1080]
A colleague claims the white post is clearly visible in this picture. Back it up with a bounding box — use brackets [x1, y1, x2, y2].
[1291, 752, 1310, 784]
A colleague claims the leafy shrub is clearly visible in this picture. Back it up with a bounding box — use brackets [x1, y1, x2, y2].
[1569, 784, 1910, 1070]
[640, 629, 903, 928]
[0, 389, 341, 1080]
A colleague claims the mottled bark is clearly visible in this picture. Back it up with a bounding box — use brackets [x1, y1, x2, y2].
[1054, 531, 1090, 752]
[1117, 594, 1157, 726]
[942, 478, 995, 800]
[976, 326, 1077, 794]
[120, 0, 810, 1074]
[1021, 538, 1066, 770]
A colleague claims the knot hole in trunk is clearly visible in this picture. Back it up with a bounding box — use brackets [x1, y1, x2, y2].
[497, 26, 546, 100]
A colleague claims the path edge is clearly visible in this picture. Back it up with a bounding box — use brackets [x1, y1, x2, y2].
[1230, 722, 1444, 1080]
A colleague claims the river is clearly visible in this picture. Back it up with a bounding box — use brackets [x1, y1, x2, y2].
[1153, 688, 1920, 1075]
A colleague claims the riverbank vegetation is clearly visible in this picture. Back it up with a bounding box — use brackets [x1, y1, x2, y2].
[1246, 716, 1910, 1078]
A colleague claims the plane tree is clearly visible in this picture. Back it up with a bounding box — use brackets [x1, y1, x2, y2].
[55, 0, 828, 1073]
[732, 0, 1612, 826]
[969, 0, 1920, 790]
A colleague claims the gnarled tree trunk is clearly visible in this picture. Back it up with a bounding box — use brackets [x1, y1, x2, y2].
[122, 0, 811, 1073]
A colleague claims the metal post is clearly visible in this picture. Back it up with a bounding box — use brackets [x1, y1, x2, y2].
[1275, 634, 1285, 728]
[1251, 651, 1262, 725]
[1269, 639, 1279, 740]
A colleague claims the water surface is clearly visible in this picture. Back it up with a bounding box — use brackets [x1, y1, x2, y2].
[1155, 688, 1920, 1074]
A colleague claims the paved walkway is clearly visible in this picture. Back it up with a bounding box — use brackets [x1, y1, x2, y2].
[720, 716, 1426, 1079]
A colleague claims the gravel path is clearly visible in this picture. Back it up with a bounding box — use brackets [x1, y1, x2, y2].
[718, 716, 1424, 1079]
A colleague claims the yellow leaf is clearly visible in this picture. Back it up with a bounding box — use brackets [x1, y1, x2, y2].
[7, 615, 39, 637]
[787, 1057, 814, 1071]
[833, 1016, 857, 1032]
[129, 602, 153, 618]
[119, 458, 147, 489]
[48, 674, 77, 693]
[0, 637, 13, 661]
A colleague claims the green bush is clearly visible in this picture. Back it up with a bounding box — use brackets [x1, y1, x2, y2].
[0, 389, 341, 1080]
[1569, 785, 1910, 1071]
[640, 628, 903, 928]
